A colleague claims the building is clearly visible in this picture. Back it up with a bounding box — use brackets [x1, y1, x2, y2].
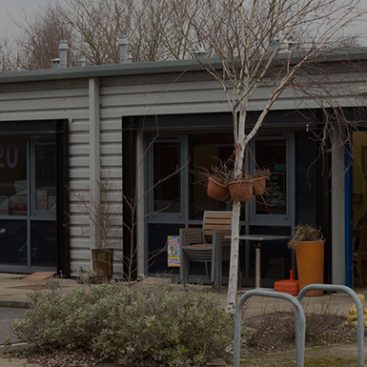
[0, 47, 366, 287]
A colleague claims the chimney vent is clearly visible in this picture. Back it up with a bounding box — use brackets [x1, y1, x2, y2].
[51, 58, 61, 70]
[193, 46, 207, 59]
[58, 40, 69, 68]
[118, 34, 129, 64]
[80, 56, 87, 67]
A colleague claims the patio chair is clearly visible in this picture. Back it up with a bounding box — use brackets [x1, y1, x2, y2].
[179, 211, 231, 289]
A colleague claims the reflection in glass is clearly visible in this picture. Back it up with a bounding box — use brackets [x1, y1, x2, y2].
[31, 221, 57, 267]
[35, 144, 57, 211]
[0, 220, 27, 265]
[153, 143, 181, 213]
[255, 140, 287, 215]
[189, 133, 233, 220]
[0, 137, 27, 216]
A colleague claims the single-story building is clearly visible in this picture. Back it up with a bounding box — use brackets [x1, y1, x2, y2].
[0, 46, 366, 288]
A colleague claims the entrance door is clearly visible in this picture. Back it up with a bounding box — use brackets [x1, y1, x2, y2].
[146, 136, 185, 274]
[0, 136, 57, 271]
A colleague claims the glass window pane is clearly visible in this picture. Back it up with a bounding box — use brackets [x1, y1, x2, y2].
[255, 140, 287, 215]
[189, 133, 233, 220]
[0, 220, 27, 265]
[31, 221, 57, 267]
[0, 137, 27, 216]
[35, 144, 56, 212]
[153, 142, 181, 213]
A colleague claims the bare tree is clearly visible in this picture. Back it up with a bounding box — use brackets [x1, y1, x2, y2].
[175, 0, 364, 312]
[17, 3, 77, 70]
[63, 0, 134, 65]
[0, 38, 17, 72]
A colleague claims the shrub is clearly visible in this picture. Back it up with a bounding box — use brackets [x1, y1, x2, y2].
[14, 284, 232, 366]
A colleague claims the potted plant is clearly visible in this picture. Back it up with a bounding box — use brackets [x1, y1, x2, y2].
[288, 224, 324, 296]
[252, 168, 271, 196]
[77, 180, 114, 283]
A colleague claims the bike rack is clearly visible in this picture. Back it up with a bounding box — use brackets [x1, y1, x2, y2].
[298, 284, 365, 367]
[233, 288, 306, 367]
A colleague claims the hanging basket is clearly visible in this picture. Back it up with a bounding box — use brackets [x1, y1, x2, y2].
[207, 176, 229, 202]
[228, 180, 253, 202]
[252, 176, 267, 196]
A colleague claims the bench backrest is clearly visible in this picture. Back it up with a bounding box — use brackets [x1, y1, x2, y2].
[203, 211, 232, 243]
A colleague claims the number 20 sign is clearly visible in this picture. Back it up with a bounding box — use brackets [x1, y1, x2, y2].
[0, 144, 18, 168]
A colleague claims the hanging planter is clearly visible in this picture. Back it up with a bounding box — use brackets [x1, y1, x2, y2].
[207, 176, 229, 202]
[252, 169, 271, 196]
[252, 177, 266, 195]
[228, 179, 253, 201]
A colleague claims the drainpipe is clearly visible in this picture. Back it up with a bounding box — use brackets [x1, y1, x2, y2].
[89, 78, 101, 252]
[59, 40, 69, 68]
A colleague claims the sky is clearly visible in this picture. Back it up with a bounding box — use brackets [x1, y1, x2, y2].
[1, 0, 367, 45]
[0, 0, 66, 39]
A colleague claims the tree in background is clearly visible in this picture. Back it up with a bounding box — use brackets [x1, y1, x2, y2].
[16, 3, 77, 70]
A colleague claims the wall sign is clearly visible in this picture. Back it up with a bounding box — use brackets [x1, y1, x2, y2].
[0, 144, 18, 169]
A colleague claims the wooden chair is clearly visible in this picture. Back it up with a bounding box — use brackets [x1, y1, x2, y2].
[353, 214, 367, 286]
[179, 211, 231, 289]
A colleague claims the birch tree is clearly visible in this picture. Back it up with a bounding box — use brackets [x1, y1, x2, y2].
[176, 0, 363, 312]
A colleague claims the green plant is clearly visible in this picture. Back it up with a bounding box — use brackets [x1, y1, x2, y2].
[13, 284, 233, 366]
[288, 224, 324, 250]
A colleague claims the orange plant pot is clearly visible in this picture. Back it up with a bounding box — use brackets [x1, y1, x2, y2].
[296, 240, 324, 297]
[228, 180, 253, 202]
[252, 177, 266, 196]
[207, 177, 229, 202]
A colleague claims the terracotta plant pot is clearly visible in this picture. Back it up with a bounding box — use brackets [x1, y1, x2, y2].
[296, 240, 324, 296]
[207, 176, 229, 202]
[228, 180, 253, 201]
[252, 176, 266, 196]
[92, 248, 114, 283]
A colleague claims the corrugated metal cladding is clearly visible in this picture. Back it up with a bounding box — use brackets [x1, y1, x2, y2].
[0, 62, 366, 277]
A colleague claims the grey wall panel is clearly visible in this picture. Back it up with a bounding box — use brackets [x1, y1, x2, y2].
[0, 80, 90, 276]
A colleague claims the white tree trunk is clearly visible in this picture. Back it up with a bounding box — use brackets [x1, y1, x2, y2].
[226, 109, 246, 313]
[226, 200, 241, 313]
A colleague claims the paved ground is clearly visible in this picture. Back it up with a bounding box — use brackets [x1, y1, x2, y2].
[0, 307, 26, 345]
[0, 273, 365, 366]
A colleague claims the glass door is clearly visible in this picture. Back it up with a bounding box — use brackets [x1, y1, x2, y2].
[0, 136, 57, 271]
[0, 136, 28, 266]
[30, 141, 57, 267]
[146, 136, 185, 273]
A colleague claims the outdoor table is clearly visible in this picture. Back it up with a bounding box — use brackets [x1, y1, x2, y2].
[225, 235, 290, 288]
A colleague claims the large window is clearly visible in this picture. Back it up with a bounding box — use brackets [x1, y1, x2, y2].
[0, 136, 57, 269]
[189, 133, 233, 220]
[255, 139, 287, 215]
[0, 137, 28, 216]
[145, 131, 294, 284]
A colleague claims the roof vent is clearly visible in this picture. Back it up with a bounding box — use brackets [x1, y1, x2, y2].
[193, 46, 207, 58]
[80, 56, 87, 67]
[51, 58, 61, 70]
[118, 34, 129, 64]
[58, 40, 69, 68]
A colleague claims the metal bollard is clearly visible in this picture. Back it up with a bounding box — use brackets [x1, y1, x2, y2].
[298, 284, 365, 367]
[233, 288, 306, 367]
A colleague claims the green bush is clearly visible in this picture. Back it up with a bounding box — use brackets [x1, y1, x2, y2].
[14, 284, 232, 366]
